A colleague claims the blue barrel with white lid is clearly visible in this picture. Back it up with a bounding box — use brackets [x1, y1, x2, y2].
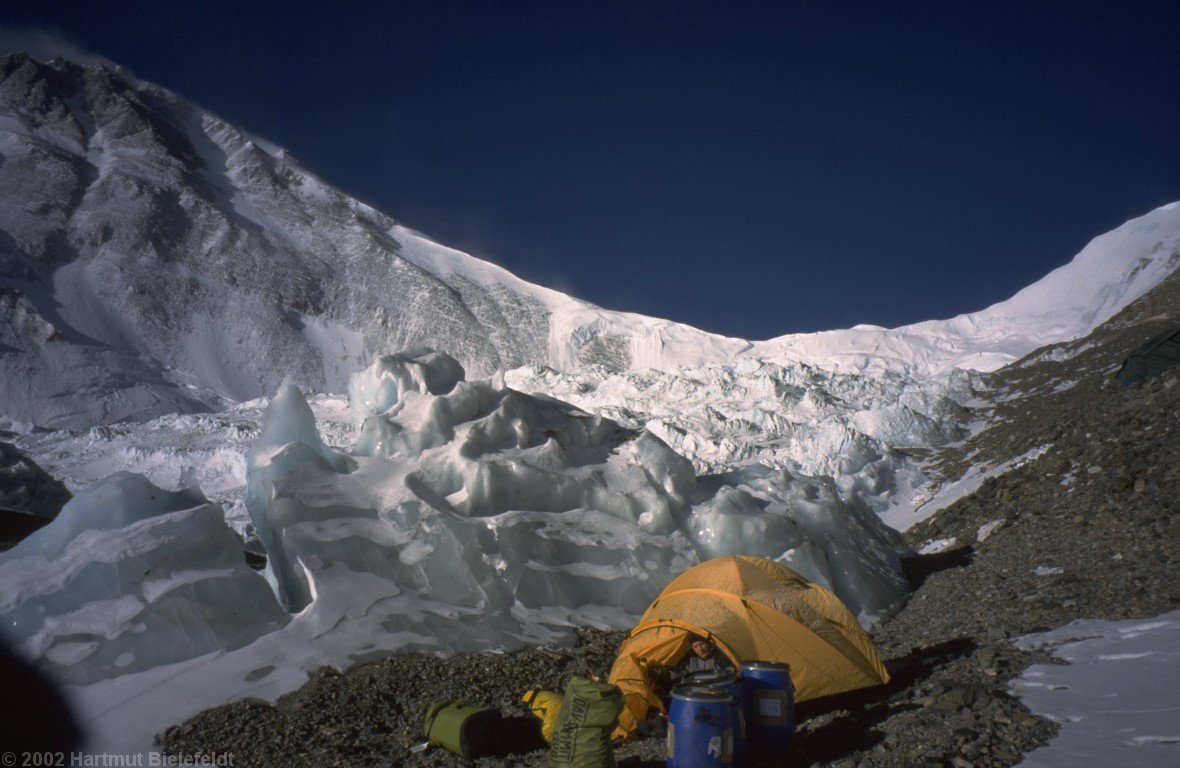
[683, 670, 746, 765]
[666, 684, 736, 768]
[739, 661, 795, 760]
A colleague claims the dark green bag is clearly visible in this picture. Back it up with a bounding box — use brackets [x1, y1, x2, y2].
[548, 677, 624, 768]
[423, 700, 503, 759]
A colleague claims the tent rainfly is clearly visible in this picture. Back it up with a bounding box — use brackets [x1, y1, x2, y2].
[1117, 326, 1180, 385]
[607, 555, 891, 739]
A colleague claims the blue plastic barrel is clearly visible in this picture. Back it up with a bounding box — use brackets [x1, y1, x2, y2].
[666, 685, 736, 768]
[683, 670, 746, 765]
[739, 661, 795, 760]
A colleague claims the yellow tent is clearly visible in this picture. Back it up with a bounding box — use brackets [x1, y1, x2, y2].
[607, 555, 891, 739]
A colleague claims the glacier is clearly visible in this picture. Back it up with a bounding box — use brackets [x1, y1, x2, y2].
[0, 347, 920, 751]
[244, 348, 911, 622]
[0, 349, 920, 750]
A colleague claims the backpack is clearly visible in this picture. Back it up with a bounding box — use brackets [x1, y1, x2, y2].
[548, 677, 625, 768]
[422, 700, 503, 759]
[522, 689, 564, 742]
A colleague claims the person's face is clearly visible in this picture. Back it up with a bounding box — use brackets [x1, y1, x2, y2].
[691, 639, 712, 659]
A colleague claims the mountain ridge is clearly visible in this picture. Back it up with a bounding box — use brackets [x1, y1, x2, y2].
[0, 51, 750, 429]
[2, 50, 1178, 436]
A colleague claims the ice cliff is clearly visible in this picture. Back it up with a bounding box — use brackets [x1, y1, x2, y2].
[0, 349, 912, 690]
[248, 349, 910, 622]
[0, 474, 287, 684]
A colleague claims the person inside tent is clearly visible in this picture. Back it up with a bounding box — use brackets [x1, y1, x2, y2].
[649, 633, 734, 694]
[638, 633, 735, 737]
[676, 634, 735, 677]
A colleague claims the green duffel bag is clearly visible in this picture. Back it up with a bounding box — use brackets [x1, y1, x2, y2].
[548, 677, 625, 768]
[423, 700, 504, 759]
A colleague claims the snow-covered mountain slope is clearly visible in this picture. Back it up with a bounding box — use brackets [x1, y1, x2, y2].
[0, 52, 749, 430]
[3, 52, 1178, 432]
[755, 202, 1180, 376]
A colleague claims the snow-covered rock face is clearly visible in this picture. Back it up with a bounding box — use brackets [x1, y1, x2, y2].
[0, 52, 556, 429]
[246, 350, 910, 630]
[0, 53, 739, 431]
[0, 473, 288, 685]
[755, 203, 1180, 377]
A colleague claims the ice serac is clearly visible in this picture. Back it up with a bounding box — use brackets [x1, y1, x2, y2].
[245, 378, 353, 611]
[689, 465, 910, 621]
[347, 348, 464, 432]
[250, 350, 699, 622]
[1, 440, 71, 521]
[248, 349, 911, 634]
[506, 358, 972, 550]
[0, 473, 287, 685]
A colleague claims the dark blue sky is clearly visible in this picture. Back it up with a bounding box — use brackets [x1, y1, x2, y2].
[3, 1, 1178, 339]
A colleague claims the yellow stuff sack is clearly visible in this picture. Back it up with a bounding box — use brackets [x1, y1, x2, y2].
[522, 689, 564, 742]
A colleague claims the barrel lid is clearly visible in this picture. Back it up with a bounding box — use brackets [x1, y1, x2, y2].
[671, 684, 736, 704]
[684, 670, 737, 684]
[740, 660, 791, 672]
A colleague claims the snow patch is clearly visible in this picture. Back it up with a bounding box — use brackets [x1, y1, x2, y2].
[1012, 611, 1180, 767]
[898, 444, 1052, 532]
[919, 538, 957, 555]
